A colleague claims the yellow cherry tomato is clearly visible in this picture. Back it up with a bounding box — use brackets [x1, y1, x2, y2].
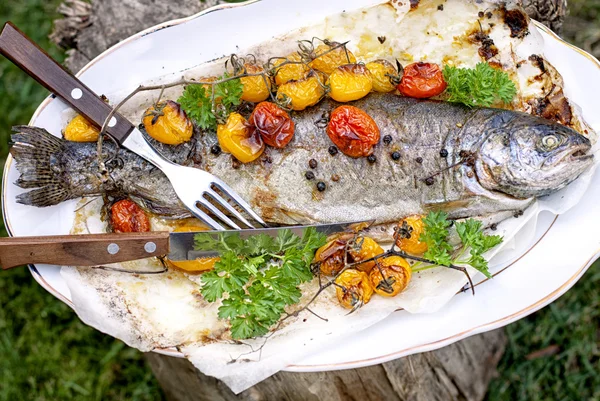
[366, 59, 398, 93]
[217, 112, 264, 163]
[276, 72, 326, 111]
[63, 115, 100, 142]
[166, 256, 220, 274]
[369, 256, 412, 297]
[328, 64, 373, 102]
[274, 53, 310, 86]
[395, 215, 428, 255]
[240, 63, 271, 103]
[310, 43, 357, 75]
[348, 236, 384, 273]
[335, 269, 374, 310]
[143, 100, 193, 145]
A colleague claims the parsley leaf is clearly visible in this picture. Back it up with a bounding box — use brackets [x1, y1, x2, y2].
[177, 85, 216, 130]
[200, 251, 250, 302]
[420, 212, 503, 279]
[421, 211, 454, 267]
[177, 73, 243, 131]
[195, 227, 326, 340]
[443, 63, 517, 108]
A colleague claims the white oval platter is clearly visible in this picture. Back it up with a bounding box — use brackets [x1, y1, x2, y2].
[2, 0, 600, 371]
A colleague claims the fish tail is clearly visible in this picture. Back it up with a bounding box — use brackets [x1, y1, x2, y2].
[10, 126, 71, 207]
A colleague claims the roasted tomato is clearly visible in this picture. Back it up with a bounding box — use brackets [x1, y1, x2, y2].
[273, 53, 310, 86]
[335, 269, 374, 310]
[63, 115, 100, 142]
[326, 105, 380, 158]
[199, 76, 221, 102]
[309, 43, 357, 75]
[276, 71, 326, 111]
[111, 199, 151, 233]
[143, 100, 194, 145]
[348, 237, 384, 272]
[397, 62, 447, 99]
[240, 63, 271, 103]
[366, 60, 398, 93]
[369, 256, 412, 297]
[396, 215, 428, 255]
[249, 102, 295, 148]
[217, 112, 264, 163]
[328, 64, 373, 102]
[313, 235, 350, 276]
[167, 256, 220, 274]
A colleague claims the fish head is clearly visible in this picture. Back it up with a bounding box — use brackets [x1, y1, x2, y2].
[475, 120, 594, 198]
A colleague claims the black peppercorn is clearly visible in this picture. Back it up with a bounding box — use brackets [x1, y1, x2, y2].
[490, 223, 498, 231]
[305, 171, 315, 180]
[416, 157, 423, 164]
[440, 149, 449, 158]
[425, 177, 434, 186]
[210, 144, 221, 155]
[328, 146, 339, 156]
[367, 155, 377, 164]
[317, 181, 327, 192]
[309, 159, 318, 169]
[391, 151, 401, 161]
[383, 135, 393, 145]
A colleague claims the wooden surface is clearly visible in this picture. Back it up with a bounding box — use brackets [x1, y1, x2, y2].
[49, 1, 566, 400]
[0, 232, 169, 269]
[145, 328, 507, 401]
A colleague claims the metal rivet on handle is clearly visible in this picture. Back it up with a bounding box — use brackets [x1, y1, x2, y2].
[144, 242, 157, 253]
[71, 88, 83, 100]
[108, 117, 117, 127]
[107, 243, 120, 255]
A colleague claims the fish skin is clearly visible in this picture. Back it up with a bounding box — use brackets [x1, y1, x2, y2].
[10, 94, 593, 226]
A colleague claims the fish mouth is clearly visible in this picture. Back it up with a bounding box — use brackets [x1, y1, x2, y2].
[545, 143, 593, 168]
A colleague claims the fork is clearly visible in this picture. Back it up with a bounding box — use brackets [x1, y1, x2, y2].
[0, 22, 267, 230]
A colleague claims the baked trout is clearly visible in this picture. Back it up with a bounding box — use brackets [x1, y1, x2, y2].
[10, 94, 593, 226]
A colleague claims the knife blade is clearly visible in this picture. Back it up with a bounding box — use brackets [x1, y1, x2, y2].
[0, 221, 369, 270]
[167, 220, 368, 262]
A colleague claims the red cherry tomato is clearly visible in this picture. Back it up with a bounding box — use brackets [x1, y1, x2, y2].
[326, 105, 380, 158]
[111, 199, 151, 233]
[249, 102, 295, 148]
[397, 62, 447, 99]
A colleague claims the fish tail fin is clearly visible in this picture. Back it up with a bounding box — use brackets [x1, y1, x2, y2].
[10, 126, 71, 207]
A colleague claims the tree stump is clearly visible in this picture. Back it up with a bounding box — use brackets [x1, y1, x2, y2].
[49, 1, 566, 400]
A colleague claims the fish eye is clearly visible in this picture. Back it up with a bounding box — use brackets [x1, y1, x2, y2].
[541, 135, 560, 150]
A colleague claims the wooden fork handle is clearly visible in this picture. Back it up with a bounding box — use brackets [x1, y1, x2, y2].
[0, 232, 170, 270]
[0, 22, 135, 143]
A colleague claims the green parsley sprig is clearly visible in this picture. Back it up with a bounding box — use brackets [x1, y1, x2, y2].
[194, 228, 326, 340]
[443, 63, 517, 108]
[177, 72, 243, 131]
[418, 211, 503, 278]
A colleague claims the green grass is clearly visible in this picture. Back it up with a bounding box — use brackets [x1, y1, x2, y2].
[0, 1, 599, 400]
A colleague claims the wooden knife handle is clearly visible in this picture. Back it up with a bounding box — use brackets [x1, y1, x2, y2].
[0, 232, 170, 270]
[0, 22, 134, 143]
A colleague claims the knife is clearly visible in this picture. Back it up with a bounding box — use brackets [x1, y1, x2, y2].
[0, 221, 366, 270]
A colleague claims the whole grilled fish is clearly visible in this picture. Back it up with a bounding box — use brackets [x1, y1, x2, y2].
[10, 94, 594, 227]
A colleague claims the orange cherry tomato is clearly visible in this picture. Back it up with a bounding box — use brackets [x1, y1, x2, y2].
[249, 102, 295, 148]
[348, 237, 384, 273]
[313, 236, 349, 276]
[397, 62, 447, 99]
[369, 256, 412, 297]
[395, 215, 428, 255]
[335, 269, 374, 310]
[111, 199, 151, 233]
[326, 105, 380, 158]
